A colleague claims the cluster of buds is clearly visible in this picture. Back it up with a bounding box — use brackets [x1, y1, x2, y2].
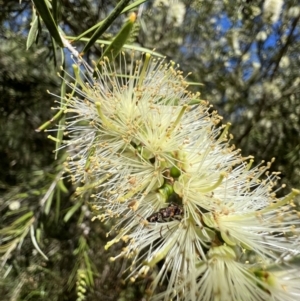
[55, 51, 300, 301]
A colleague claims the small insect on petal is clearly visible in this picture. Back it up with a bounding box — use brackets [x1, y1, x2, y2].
[146, 203, 184, 223]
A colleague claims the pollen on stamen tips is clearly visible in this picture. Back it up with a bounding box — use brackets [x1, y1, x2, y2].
[128, 200, 139, 211]
[121, 235, 129, 243]
[140, 219, 149, 227]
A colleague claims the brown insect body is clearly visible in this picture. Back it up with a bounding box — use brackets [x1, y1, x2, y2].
[146, 203, 183, 223]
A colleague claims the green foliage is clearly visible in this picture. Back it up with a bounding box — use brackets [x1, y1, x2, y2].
[31, 0, 64, 47]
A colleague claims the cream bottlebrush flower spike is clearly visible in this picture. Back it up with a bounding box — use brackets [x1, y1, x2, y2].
[54, 51, 300, 301]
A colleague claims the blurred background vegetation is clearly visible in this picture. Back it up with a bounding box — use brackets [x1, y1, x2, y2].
[0, 0, 299, 300]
